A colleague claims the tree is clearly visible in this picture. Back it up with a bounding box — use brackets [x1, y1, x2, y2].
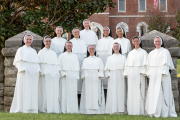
[145, 8, 172, 34]
[0, 0, 115, 49]
[171, 12, 180, 47]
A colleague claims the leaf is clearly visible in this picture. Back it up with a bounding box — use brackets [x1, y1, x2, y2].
[0, 0, 115, 49]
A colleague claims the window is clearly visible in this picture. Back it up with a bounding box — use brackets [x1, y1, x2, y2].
[140, 26, 147, 36]
[136, 22, 148, 37]
[116, 22, 129, 35]
[159, 0, 167, 11]
[118, 0, 126, 12]
[120, 26, 126, 35]
[139, 0, 146, 12]
[62, 33, 68, 40]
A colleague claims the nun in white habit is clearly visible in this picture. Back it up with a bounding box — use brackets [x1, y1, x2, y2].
[105, 42, 126, 114]
[112, 27, 132, 58]
[50, 26, 67, 57]
[70, 27, 87, 93]
[80, 19, 98, 47]
[80, 45, 105, 114]
[58, 41, 79, 113]
[124, 37, 148, 115]
[38, 36, 60, 113]
[96, 26, 114, 89]
[10, 34, 40, 113]
[145, 36, 177, 118]
[112, 27, 131, 113]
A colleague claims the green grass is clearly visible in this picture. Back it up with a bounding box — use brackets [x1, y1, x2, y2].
[177, 59, 180, 78]
[0, 112, 180, 120]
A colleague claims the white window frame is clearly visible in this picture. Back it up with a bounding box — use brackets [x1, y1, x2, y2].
[138, 0, 146, 12]
[116, 22, 129, 36]
[62, 33, 68, 40]
[159, 0, 167, 12]
[136, 22, 148, 37]
[118, 0, 126, 12]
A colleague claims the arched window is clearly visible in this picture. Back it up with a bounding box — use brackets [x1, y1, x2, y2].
[116, 22, 129, 36]
[90, 22, 104, 39]
[62, 33, 68, 40]
[136, 22, 148, 36]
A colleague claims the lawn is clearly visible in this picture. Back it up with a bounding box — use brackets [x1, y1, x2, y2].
[178, 59, 180, 77]
[0, 112, 180, 120]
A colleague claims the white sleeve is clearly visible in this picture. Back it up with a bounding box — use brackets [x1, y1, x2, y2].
[162, 65, 169, 76]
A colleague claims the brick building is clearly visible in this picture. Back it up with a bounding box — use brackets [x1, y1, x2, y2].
[84, 0, 180, 43]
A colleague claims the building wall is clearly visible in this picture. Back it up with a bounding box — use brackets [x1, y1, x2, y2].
[89, 13, 109, 27]
[88, 0, 179, 43]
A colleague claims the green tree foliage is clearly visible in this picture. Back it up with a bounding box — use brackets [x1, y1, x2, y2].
[0, 0, 115, 49]
[145, 9, 172, 34]
[171, 12, 180, 47]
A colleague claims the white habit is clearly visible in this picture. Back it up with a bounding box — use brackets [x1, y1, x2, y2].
[10, 45, 40, 113]
[145, 47, 177, 118]
[80, 56, 105, 114]
[105, 54, 126, 114]
[70, 38, 87, 93]
[113, 37, 132, 113]
[124, 48, 148, 115]
[58, 52, 79, 113]
[113, 37, 132, 58]
[96, 36, 114, 89]
[38, 47, 60, 113]
[80, 29, 98, 46]
[50, 37, 67, 57]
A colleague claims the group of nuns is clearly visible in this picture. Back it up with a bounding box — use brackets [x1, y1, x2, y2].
[10, 19, 177, 118]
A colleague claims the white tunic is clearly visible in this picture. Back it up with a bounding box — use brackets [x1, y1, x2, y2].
[80, 56, 105, 114]
[112, 37, 132, 113]
[10, 45, 40, 113]
[50, 37, 67, 57]
[105, 54, 126, 114]
[96, 36, 114, 89]
[58, 52, 79, 113]
[113, 37, 132, 58]
[38, 47, 60, 113]
[124, 48, 148, 115]
[70, 38, 87, 93]
[145, 47, 177, 118]
[80, 29, 98, 46]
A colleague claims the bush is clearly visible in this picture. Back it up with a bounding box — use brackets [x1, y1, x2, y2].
[171, 12, 180, 47]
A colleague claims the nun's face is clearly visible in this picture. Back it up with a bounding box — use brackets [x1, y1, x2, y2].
[116, 29, 123, 38]
[45, 38, 51, 48]
[84, 21, 90, 29]
[66, 42, 72, 52]
[133, 38, 140, 48]
[103, 28, 109, 37]
[89, 46, 95, 55]
[56, 28, 63, 37]
[113, 44, 119, 53]
[154, 38, 161, 49]
[73, 29, 80, 38]
[25, 36, 32, 46]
